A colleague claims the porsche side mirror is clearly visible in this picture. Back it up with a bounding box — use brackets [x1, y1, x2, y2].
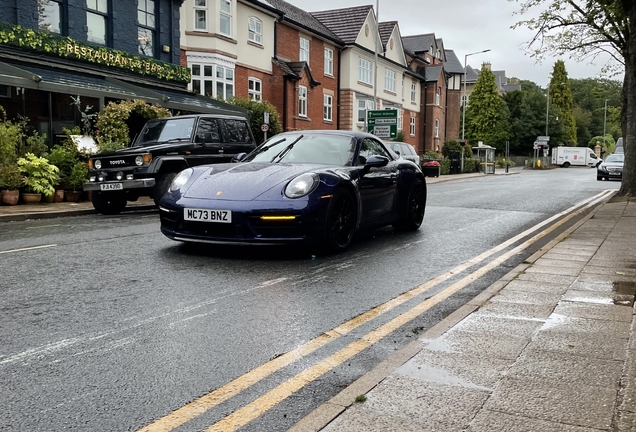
[232, 152, 247, 163]
[365, 155, 389, 168]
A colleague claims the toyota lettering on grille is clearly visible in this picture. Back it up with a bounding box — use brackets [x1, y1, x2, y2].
[109, 160, 126, 165]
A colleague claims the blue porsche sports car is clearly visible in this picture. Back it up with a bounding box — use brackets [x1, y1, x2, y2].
[159, 130, 426, 252]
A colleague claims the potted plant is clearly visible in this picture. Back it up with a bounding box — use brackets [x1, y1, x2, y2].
[17, 153, 60, 204]
[64, 162, 88, 202]
[0, 164, 25, 205]
[422, 160, 441, 177]
[46, 145, 79, 202]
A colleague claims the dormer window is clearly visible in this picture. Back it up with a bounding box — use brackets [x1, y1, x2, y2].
[248, 17, 262, 44]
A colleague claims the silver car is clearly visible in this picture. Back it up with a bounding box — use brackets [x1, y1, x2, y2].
[386, 142, 420, 167]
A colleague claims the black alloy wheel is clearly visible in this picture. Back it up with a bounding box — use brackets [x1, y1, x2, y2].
[91, 191, 128, 215]
[153, 172, 177, 206]
[394, 178, 426, 231]
[323, 188, 356, 253]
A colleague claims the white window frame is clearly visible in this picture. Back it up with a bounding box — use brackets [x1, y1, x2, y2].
[323, 94, 333, 121]
[411, 82, 416, 102]
[324, 48, 333, 76]
[434, 119, 440, 138]
[248, 77, 262, 101]
[357, 99, 374, 123]
[436, 87, 441, 106]
[219, 0, 231, 36]
[300, 37, 310, 64]
[188, 61, 234, 101]
[461, 95, 467, 106]
[384, 69, 396, 93]
[358, 57, 372, 85]
[298, 85, 308, 117]
[194, 0, 207, 31]
[248, 16, 262, 44]
[410, 116, 415, 136]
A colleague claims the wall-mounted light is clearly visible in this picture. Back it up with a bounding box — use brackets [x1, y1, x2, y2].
[162, 45, 170, 53]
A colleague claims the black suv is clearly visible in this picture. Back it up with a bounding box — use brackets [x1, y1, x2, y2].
[83, 114, 257, 215]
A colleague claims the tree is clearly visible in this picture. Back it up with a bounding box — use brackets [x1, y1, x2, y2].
[514, 0, 635, 197]
[503, 80, 548, 155]
[465, 67, 511, 152]
[548, 61, 577, 145]
[226, 96, 282, 144]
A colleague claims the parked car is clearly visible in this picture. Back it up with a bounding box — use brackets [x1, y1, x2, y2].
[83, 114, 257, 214]
[597, 153, 624, 181]
[385, 141, 420, 166]
[159, 130, 427, 253]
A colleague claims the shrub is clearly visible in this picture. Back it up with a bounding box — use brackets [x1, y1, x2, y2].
[423, 151, 440, 159]
[496, 156, 516, 168]
[0, 164, 25, 190]
[66, 162, 88, 191]
[463, 144, 473, 158]
[440, 159, 451, 175]
[25, 131, 49, 157]
[17, 153, 60, 197]
[394, 130, 408, 142]
[226, 95, 282, 144]
[442, 139, 463, 159]
[46, 145, 78, 187]
[462, 158, 477, 173]
[0, 109, 23, 165]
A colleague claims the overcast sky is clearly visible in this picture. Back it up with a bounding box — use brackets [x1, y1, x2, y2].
[286, 0, 620, 87]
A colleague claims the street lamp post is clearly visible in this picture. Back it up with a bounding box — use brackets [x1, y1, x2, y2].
[461, 49, 491, 143]
[603, 98, 609, 146]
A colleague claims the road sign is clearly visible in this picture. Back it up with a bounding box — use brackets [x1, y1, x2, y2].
[260, 123, 270, 132]
[264, 112, 270, 124]
[367, 110, 397, 139]
[537, 135, 550, 141]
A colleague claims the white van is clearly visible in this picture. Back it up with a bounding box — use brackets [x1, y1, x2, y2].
[551, 146, 601, 167]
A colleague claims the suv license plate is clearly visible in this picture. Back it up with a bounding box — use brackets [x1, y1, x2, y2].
[100, 183, 123, 191]
[184, 208, 232, 223]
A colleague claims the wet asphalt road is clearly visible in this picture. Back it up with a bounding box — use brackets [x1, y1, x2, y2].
[0, 167, 620, 431]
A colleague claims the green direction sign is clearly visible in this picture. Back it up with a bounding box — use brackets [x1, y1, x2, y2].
[367, 110, 397, 139]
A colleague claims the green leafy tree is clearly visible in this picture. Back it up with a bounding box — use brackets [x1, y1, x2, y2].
[465, 67, 511, 152]
[514, 0, 634, 197]
[548, 61, 577, 145]
[502, 80, 547, 155]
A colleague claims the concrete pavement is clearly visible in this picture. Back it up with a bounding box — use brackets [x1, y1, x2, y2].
[290, 195, 636, 432]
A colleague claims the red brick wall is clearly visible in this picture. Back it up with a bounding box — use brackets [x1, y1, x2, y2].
[423, 77, 446, 153]
[445, 89, 461, 141]
[272, 22, 339, 131]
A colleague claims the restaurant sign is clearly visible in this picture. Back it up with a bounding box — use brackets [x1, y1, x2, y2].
[0, 24, 190, 83]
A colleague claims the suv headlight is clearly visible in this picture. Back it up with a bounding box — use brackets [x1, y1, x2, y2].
[169, 168, 193, 192]
[94, 159, 102, 170]
[135, 156, 144, 166]
[285, 173, 319, 198]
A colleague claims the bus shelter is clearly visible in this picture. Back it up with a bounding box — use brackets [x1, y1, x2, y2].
[472, 144, 496, 174]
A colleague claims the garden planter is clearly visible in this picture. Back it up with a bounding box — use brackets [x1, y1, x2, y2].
[1, 190, 19, 206]
[44, 193, 55, 203]
[54, 189, 65, 203]
[65, 191, 81, 202]
[422, 166, 440, 177]
[22, 193, 42, 204]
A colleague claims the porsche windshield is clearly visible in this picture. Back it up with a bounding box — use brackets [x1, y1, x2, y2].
[247, 134, 356, 165]
[135, 118, 195, 146]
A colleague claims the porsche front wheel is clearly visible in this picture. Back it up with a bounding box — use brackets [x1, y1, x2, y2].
[323, 189, 356, 253]
[394, 179, 426, 231]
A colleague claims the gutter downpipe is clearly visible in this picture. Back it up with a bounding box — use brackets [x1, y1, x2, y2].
[337, 48, 341, 129]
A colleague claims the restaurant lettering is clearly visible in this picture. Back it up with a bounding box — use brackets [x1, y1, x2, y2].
[65, 43, 165, 74]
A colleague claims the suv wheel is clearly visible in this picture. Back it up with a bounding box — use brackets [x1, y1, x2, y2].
[92, 191, 128, 215]
[153, 173, 177, 206]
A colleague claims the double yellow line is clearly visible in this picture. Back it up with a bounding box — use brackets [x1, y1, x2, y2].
[140, 190, 613, 432]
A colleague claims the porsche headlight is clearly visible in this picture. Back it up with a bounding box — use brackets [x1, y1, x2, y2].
[169, 168, 193, 192]
[285, 173, 319, 199]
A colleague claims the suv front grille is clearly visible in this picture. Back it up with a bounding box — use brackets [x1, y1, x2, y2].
[102, 156, 137, 169]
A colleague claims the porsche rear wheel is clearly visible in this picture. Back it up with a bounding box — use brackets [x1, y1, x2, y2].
[323, 189, 356, 253]
[394, 178, 426, 231]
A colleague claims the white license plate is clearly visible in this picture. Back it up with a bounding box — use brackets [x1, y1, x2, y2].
[100, 183, 123, 191]
[184, 208, 232, 223]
